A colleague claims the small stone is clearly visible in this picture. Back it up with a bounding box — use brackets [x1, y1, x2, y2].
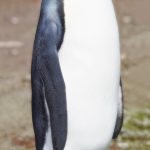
[0, 41, 23, 48]
[22, 74, 31, 83]
[11, 49, 19, 56]
[117, 142, 129, 149]
[146, 141, 150, 145]
[10, 16, 19, 25]
[121, 53, 127, 61]
[123, 16, 132, 24]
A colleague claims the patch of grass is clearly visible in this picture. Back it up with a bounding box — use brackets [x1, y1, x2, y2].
[116, 105, 150, 149]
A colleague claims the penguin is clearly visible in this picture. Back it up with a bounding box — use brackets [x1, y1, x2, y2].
[31, 0, 124, 150]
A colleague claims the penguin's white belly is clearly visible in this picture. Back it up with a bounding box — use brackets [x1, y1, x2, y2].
[59, 0, 120, 149]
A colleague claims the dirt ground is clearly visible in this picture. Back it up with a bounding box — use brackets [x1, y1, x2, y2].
[0, 0, 150, 150]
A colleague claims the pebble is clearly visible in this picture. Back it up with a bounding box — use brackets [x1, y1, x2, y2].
[117, 142, 129, 149]
[123, 16, 132, 24]
[10, 16, 19, 25]
[121, 53, 127, 61]
[0, 41, 23, 48]
[11, 49, 19, 56]
[21, 74, 31, 83]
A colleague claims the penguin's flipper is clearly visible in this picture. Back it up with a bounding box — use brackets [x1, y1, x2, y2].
[31, 9, 67, 150]
[32, 71, 50, 150]
[113, 80, 124, 139]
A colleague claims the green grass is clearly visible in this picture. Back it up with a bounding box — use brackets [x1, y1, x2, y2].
[116, 105, 150, 150]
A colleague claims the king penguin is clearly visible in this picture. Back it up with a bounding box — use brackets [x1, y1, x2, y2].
[31, 0, 124, 150]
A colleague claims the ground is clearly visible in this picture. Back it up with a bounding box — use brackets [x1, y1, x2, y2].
[0, 0, 150, 150]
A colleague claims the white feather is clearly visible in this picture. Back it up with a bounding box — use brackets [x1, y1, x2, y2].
[43, 87, 53, 150]
[59, 0, 120, 149]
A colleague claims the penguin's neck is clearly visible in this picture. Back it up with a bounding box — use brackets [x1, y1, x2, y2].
[64, 0, 112, 21]
[63, 0, 115, 31]
[61, 0, 116, 51]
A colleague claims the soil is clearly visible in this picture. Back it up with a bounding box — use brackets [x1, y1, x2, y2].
[0, 0, 150, 149]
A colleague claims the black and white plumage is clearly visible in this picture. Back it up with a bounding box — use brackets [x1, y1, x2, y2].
[31, 0, 123, 150]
